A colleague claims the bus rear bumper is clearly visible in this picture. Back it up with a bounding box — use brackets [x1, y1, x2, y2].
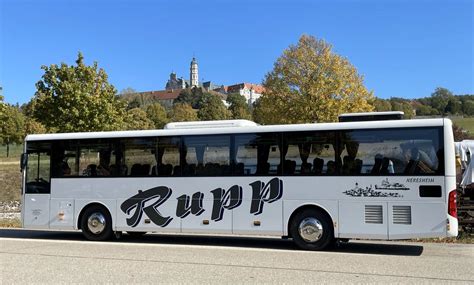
[447, 215, 459, 237]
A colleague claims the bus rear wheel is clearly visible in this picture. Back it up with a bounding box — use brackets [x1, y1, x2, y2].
[80, 205, 113, 241]
[290, 209, 334, 251]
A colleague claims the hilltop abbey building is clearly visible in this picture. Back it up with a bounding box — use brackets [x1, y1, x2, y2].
[141, 57, 264, 106]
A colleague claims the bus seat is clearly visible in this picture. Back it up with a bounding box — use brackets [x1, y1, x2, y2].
[173, 165, 181, 176]
[343, 156, 363, 174]
[183, 164, 196, 176]
[236, 163, 244, 175]
[142, 164, 151, 176]
[164, 164, 173, 176]
[326, 161, 336, 174]
[283, 160, 296, 175]
[130, 164, 142, 176]
[404, 160, 418, 174]
[109, 164, 118, 176]
[380, 158, 391, 174]
[371, 154, 383, 174]
[222, 165, 231, 175]
[256, 162, 270, 175]
[313, 158, 324, 174]
[301, 162, 312, 174]
[86, 164, 98, 177]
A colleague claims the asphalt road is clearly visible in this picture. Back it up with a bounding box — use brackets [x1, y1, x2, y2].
[1, 229, 473, 284]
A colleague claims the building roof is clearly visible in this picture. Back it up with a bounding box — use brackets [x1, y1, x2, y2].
[135, 88, 226, 102]
[226, 83, 265, 94]
[138, 89, 182, 100]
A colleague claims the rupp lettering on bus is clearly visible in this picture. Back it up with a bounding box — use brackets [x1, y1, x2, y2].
[210, 185, 242, 221]
[120, 178, 284, 227]
[176, 192, 205, 219]
[120, 186, 173, 227]
[249, 178, 283, 215]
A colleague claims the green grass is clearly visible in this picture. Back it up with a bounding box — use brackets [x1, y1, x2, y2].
[0, 144, 23, 163]
[452, 117, 474, 135]
[0, 163, 21, 203]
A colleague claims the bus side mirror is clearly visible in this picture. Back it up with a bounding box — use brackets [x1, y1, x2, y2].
[20, 153, 27, 172]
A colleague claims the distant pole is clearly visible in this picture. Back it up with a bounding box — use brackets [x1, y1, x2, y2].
[6, 137, 10, 158]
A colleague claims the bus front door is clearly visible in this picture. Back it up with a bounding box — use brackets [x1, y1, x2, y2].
[22, 150, 51, 228]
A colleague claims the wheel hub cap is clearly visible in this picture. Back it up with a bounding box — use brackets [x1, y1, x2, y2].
[87, 213, 106, 234]
[298, 217, 323, 242]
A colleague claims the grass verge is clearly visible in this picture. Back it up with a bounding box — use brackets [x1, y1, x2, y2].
[0, 218, 21, 228]
[452, 117, 474, 135]
[410, 231, 474, 244]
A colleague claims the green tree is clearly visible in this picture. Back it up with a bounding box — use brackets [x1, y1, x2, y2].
[31, 52, 127, 132]
[174, 87, 204, 109]
[24, 117, 47, 135]
[389, 98, 414, 119]
[445, 97, 462, 115]
[146, 103, 169, 129]
[0, 105, 25, 157]
[462, 100, 474, 116]
[255, 35, 374, 124]
[416, 104, 439, 116]
[373, 98, 392, 112]
[430, 87, 453, 115]
[226, 93, 252, 120]
[197, 93, 230, 121]
[0, 96, 6, 130]
[124, 108, 154, 130]
[127, 97, 141, 110]
[252, 98, 276, 124]
[170, 103, 198, 122]
[120, 87, 137, 96]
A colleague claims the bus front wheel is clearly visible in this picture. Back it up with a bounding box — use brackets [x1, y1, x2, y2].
[80, 205, 113, 241]
[290, 209, 334, 251]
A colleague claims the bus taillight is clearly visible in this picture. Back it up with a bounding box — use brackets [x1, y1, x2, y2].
[448, 191, 457, 218]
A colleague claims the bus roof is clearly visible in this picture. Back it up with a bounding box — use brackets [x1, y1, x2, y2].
[25, 118, 449, 142]
[164, 119, 258, 129]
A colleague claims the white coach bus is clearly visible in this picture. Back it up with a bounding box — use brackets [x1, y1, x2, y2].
[20, 115, 458, 250]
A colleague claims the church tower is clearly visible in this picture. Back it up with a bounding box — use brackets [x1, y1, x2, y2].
[190, 57, 199, 87]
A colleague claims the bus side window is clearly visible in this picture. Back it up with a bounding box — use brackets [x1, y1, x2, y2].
[153, 137, 180, 177]
[123, 138, 155, 177]
[281, 131, 336, 176]
[182, 135, 231, 176]
[234, 133, 280, 176]
[340, 127, 443, 175]
[51, 141, 79, 177]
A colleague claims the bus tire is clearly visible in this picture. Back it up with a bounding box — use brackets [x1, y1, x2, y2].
[80, 205, 113, 241]
[127, 231, 147, 237]
[290, 209, 334, 251]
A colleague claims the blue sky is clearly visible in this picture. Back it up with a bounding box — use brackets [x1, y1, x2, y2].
[0, 0, 472, 105]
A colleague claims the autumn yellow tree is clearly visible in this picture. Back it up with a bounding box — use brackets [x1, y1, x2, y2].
[255, 35, 374, 124]
[124, 108, 154, 130]
[170, 103, 198, 122]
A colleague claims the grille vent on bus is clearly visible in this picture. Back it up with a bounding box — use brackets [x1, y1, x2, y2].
[393, 206, 412, 225]
[365, 205, 383, 224]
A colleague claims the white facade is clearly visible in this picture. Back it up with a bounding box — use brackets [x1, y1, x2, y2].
[239, 86, 262, 104]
